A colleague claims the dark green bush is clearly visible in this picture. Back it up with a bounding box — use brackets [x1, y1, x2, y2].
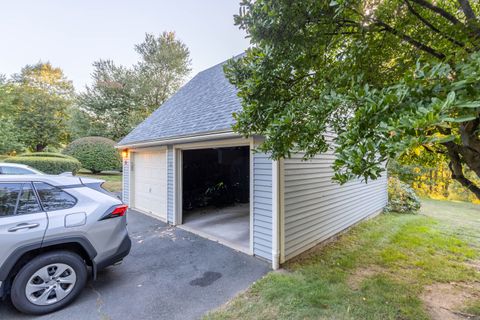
[63, 137, 121, 174]
[385, 177, 421, 213]
[5, 156, 82, 174]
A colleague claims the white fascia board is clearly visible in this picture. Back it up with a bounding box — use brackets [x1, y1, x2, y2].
[115, 130, 239, 149]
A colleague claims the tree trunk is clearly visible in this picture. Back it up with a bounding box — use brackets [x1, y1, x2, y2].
[35, 144, 45, 152]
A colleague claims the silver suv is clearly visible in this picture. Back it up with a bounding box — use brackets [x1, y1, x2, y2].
[0, 175, 131, 315]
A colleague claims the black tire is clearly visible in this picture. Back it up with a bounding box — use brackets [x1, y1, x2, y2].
[10, 251, 87, 315]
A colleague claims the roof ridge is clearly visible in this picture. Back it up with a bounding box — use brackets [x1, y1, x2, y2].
[195, 52, 245, 76]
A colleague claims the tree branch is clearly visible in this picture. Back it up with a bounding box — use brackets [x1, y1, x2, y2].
[457, 0, 480, 36]
[375, 20, 446, 59]
[410, 0, 462, 25]
[458, 0, 477, 21]
[460, 119, 480, 153]
[444, 141, 480, 199]
[404, 0, 466, 47]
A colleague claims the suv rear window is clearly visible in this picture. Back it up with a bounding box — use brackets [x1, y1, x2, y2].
[0, 183, 42, 216]
[34, 182, 77, 211]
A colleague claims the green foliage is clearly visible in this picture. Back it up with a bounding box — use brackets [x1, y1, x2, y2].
[386, 177, 421, 213]
[464, 300, 480, 316]
[10, 62, 74, 152]
[134, 32, 191, 118]
[63, 137, 121, 174]
[0, 118, 24, 155]
[19, 152, 74, 159]
[0, 82, 24, 154]
[226, 0, 480, 199]
[67, 105, 108, 141]
[5, 155, 81, 174]
[76, 60, 140, 140]
[390, 156, 480, 204]
[76, 32, 190, 140]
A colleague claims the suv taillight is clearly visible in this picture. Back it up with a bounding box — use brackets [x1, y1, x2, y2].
[100, 204, 128, 220]
[111, 204, 128, 217]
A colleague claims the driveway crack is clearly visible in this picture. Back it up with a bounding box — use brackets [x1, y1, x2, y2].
[89, 283, 111, 320]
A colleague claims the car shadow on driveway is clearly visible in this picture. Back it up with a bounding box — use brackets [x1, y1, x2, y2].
[0, 210, 271, 320]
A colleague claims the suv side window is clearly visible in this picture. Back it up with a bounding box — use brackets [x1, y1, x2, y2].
[0, 183, 42, 216]
[34, 182, 76, 211]
[0, 183, 20, 216]
[17, 184, 42, 215]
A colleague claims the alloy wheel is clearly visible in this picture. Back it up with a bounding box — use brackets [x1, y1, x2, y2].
[25, 263, 77, 306]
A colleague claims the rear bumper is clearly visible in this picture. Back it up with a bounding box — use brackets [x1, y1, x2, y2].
[94, 234, 132, 273]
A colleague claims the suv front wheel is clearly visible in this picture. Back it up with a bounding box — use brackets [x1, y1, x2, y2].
[10, 251, 88, 315]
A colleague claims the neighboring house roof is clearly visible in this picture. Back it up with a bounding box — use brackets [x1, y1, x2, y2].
[118, 56, 242, 146]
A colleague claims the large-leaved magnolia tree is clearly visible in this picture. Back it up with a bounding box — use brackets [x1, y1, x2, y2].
[226, 0, 480, 199]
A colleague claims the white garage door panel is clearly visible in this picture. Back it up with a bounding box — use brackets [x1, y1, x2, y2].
[133, 150, 167, 220]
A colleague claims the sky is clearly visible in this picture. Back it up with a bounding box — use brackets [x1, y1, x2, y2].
[0, 0, 250, 91]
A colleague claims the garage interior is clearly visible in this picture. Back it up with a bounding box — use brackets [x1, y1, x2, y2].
[182, 147, 250, 252]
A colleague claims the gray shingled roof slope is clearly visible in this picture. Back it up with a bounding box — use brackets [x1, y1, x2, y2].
[118, 57, 242, 146]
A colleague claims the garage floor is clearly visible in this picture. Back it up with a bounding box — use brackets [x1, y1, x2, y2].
[0, 210, 270, 320]
[182, 203, 250, 253]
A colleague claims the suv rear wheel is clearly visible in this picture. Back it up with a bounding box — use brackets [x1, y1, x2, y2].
[10, 251, 87, 315]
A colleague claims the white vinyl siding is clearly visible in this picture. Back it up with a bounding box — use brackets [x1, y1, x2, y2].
[252, 152, 273, 260]
[282, 152, 387, 261]
[132, 150, 168, 220]
[167, 145, 174, 224]
[122, 158, 130, 205]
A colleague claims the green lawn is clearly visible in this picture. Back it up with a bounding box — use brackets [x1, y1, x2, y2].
[205, 199, 480, 320]
[77, 170, 122, 193]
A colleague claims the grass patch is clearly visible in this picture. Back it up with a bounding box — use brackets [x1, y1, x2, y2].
[77, 171, 122, 193]
[205, 200, 480, 320]
[464, 300, 480, 316]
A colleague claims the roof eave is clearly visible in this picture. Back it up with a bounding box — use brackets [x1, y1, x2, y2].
[116, 129, 240, 149]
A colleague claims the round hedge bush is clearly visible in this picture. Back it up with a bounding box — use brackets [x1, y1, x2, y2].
[63, 137, 121, 174]
[5, 155, 82, 175]
[385, 177, 421, 213]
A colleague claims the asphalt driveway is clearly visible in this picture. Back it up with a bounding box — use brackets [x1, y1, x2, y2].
[0, 210, 270, 320]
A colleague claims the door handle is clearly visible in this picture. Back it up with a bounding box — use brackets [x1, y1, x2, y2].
[8, 223, 40, 232]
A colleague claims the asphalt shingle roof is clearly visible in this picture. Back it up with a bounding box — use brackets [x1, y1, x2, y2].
[118, 57, 242, 146]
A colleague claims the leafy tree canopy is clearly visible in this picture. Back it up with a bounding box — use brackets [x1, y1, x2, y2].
[135, 32, 191, 117]
[226, 0, 480, 199]
[77, 60, 140, 140]
[77, 32, 191, 141]
[10, 62, 74, 152]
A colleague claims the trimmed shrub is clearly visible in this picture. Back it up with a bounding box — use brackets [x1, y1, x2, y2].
[19, 152, 74, 159]
[385, 177, 421, 213]
[63, 137, 121, 174]
[5, 156, 82, 174]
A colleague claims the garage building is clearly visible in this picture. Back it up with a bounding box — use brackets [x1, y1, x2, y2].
[117, 57, 388, 269]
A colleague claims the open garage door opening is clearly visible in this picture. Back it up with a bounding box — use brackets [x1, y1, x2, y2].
[181, 146, 250, 253]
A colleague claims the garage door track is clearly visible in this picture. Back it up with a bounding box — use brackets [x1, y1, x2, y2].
[0, 210, 270, 320]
